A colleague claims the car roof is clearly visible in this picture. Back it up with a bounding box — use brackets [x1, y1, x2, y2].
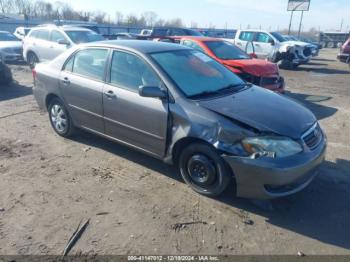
[91, 40, 189, 53]
[179, 36, 221, 42]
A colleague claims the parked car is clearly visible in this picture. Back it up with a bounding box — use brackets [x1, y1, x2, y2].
[283, 35, 319, 57]
[140, 29, 152, 36]
[0, 31, 23, 63]
[234, 30, 314, 69]
[179, 36, 285, 93]
[337, 37, 350, 66]
[33, 40, 326, 200]
[23, 24, 104, 68]
[139, 27, 203, 40]
[0, 57, 12, 84]
[109, 33, 140, 40]
[13, 27, 32, 40]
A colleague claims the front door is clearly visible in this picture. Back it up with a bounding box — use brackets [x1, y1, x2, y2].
[253, 32, 275, 58]
[59, 48, 109, 133]
[103, 50, 168, 157]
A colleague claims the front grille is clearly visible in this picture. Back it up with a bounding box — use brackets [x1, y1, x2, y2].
[302, 123, 323, 150]
[260, 76, 280, 86]
[303, 47, 312, 57]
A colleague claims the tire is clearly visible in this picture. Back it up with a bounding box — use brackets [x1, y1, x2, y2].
[178, 143, 232, 196]
[27, 52, 39, 69]
[48, 98, 75, 137]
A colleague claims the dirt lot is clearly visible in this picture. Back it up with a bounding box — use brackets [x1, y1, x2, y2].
[0, 49, 349, 255]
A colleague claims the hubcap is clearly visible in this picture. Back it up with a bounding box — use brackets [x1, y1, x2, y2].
[187, 154, 216, 186]
[51, 104, 67, 133]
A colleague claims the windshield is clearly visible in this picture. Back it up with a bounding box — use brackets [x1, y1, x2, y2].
[270, 32, 286, 42]
[150, 49, 245, 98]
[64, 30, 104, 44]
[205, 41, 250, 60]
[0, 32, 19, 41]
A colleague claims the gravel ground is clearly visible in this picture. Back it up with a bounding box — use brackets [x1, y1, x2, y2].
[0, 48, 349, 255]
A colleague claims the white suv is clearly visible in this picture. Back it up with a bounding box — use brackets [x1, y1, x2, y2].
[23, 25, 104, 68]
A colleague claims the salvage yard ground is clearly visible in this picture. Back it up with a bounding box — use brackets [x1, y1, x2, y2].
[0, 49, 349, 255]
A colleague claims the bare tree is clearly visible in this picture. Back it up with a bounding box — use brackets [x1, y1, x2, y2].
[141, 11, 157, 27]
[115, 11, 123, 25]
[92, 10, 107, 23]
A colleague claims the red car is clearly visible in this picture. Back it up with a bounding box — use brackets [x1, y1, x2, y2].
[178, 37, 285, 93]
[337, 37, 350, 65]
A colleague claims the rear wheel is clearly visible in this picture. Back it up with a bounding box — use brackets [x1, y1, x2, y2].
[178, 143, 232, 196]
[48, 98, 75, 137]
[27, 52, 39, 69]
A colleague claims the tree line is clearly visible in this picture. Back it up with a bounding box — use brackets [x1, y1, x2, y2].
[0, 0, 186, 27]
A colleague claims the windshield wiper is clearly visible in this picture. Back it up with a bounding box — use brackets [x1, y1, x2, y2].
[188, 90, 222, 99]
[188, 83, 252, 100]
[217, 82, 252, 94]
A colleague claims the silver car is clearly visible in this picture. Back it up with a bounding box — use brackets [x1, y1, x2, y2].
[0, 31, 23, 63]
[33, 40, 327, 199]
[23, 25, 104, 68]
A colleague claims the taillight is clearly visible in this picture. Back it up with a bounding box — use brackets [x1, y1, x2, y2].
[32, 69, 36, 80]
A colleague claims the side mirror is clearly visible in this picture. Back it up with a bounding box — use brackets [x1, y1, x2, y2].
[269, 39, 275, 46]
[58, 39, 70, 46]
[139, 85, 166, 99]
[249, 53, 257, 59]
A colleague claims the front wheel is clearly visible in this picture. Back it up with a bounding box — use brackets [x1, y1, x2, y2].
[178, 143, 232, 196]
[48, 98, 75, 137]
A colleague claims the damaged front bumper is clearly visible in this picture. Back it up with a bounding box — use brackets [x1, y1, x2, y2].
[222, 139, 327, 200]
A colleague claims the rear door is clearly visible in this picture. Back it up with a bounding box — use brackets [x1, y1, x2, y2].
[253, 32, 275, 58]
[59, 48, 109, 133]
[34, 29, 52, 61]
[103, 50, 168, 157]
[235, 31, 255, 51]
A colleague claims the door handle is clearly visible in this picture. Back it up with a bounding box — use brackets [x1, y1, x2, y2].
[104, 90, 116, 98]
[255, 43, 260, 46]
[62, 77, 70, 85]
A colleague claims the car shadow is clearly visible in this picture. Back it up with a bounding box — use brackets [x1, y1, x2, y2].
[285, 92, 338, 120]
[295, 66, 349, 75]
[0, 81, 33, 102]
[71, 130, 350, 250]
[312, 57, 337, 62]
[217, 158, 350, 250]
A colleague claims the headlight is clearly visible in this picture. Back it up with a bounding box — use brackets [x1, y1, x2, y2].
[241, 136, 303, 158]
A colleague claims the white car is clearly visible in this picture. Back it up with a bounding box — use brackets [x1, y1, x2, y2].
[0, 31, 23, 63]
[23, 24, 104, 68]
[13, 27, 32, 40]
[234, 29, 314, 68]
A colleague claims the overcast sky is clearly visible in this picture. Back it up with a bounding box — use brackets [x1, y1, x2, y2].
[49, 0, 350, 31]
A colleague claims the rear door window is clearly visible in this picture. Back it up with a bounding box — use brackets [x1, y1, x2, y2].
[239, 31, 254, 41]
[36, 30, 50, 41]
[69, 48, 109, 81]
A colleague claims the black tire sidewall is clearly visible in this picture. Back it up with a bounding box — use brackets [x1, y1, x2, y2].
[178, 143, 232, 196]
[48, 98, 74, 137]
[28, 52, 38, 69]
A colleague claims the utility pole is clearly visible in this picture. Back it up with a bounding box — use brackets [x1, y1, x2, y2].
[340, 18, 344, 32]
[298, 11, 304, 38]
[288, 11, 294, 35]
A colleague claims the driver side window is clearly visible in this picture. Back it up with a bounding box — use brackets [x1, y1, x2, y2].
[110, 51, 161, 92]
[255, 33, 273, 43]
[51, 30, 66, 43]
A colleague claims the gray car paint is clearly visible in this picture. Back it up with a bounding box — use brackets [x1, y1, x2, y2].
[33, 40, 326, 199]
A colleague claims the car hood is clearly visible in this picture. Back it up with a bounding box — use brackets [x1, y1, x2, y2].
[282, 40, 311, 47]
[222, 59, 278, 77]
[0, 41, 22, 49]
[198, 86, 316, 139]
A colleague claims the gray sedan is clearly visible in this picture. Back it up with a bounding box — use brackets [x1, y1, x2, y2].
[33, 40, 327, 199]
